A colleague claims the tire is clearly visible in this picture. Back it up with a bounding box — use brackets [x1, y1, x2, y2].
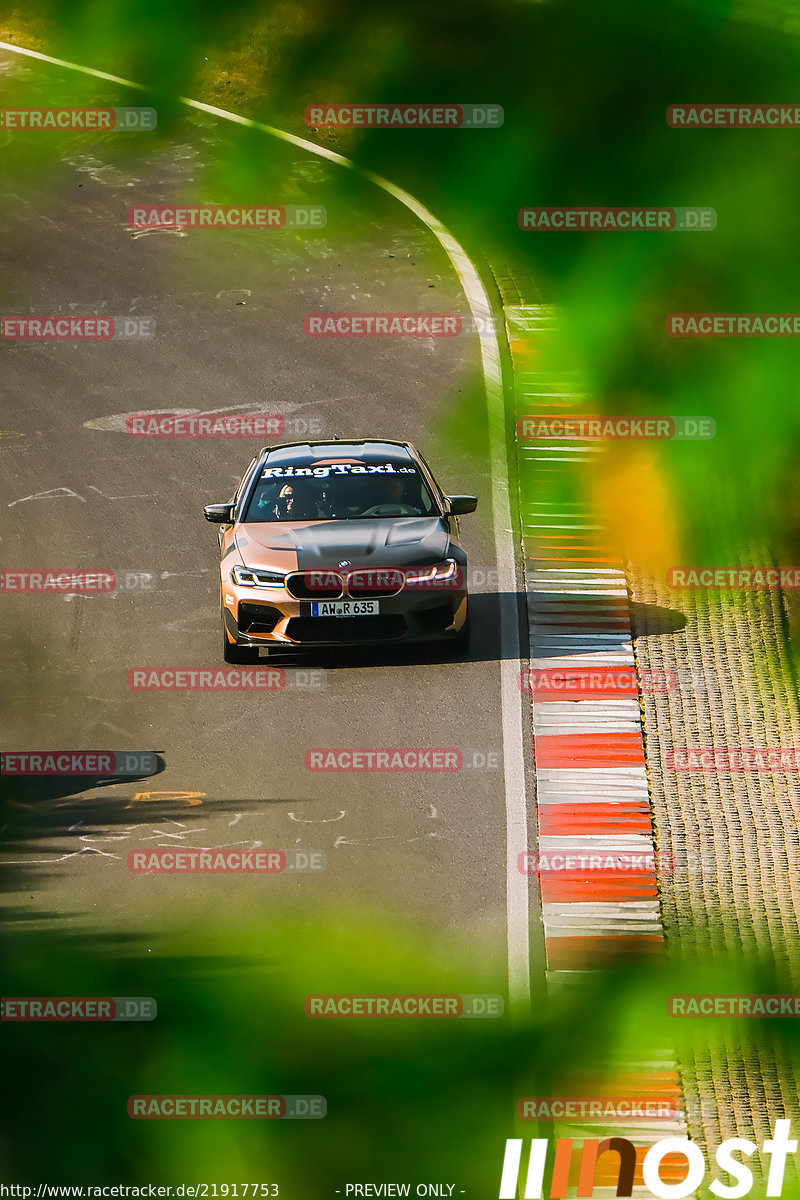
[222, 622, 255, 664]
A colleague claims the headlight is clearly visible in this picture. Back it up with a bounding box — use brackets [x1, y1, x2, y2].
[231, 565, 285, 588]
[404, 559, 461, 587]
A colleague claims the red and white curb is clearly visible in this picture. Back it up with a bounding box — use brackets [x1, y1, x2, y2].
[503, 302, 688, 1169]
[508, 304, 661, 980]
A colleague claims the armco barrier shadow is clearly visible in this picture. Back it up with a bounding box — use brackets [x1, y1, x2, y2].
[0, 753, 168, 809]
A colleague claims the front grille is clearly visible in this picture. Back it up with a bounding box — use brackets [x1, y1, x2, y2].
[285, 616, 407, 643]
[285, 571, 343, 600]
[347, 568, 405, 598]
[238, 603, 281, 634]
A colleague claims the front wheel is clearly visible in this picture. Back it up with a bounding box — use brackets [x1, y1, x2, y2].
[222, 622, 255, 664]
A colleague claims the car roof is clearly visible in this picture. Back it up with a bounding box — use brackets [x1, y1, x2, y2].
[259, 440, 416, 466]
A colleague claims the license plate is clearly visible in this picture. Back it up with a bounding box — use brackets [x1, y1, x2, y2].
[310, 600, 380, 617]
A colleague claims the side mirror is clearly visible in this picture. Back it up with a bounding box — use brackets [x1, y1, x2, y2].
[204, 503, 234, 523]
[445, 495, 478, 516]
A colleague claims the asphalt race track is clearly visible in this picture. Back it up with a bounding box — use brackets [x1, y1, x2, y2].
[0, 49, 531, 989]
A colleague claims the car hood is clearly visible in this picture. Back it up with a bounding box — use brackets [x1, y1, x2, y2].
[234, 517, 452, 571]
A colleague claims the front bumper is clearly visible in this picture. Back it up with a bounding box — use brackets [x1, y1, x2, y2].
[221, 577, 468, 647]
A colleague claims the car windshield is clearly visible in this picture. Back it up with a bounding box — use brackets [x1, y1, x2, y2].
[243, 461, 439, 522]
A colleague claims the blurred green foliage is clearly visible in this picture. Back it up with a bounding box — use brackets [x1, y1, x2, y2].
[3, 904, 800, 1190]
[3, 0, 800, 557]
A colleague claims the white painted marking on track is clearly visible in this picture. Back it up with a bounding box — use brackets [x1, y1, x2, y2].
[8, 486, 86, 506]
[288, 810, 346, 823]
[140, 827, 207, 841]
[79, 832, 133, 844]
[4, 847, 121, 864]
[87, 485, 156, 499]
[129, 227, 187, 241]
[83, 400, 321, 432]
[160, 569, 209, 579]
[333, 832, 441, 848]
[83, 407, 198, 432]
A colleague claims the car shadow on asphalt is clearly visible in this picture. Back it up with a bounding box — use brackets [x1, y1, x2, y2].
[260, 590, 526, 670]
[267, 594, 689, 671]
